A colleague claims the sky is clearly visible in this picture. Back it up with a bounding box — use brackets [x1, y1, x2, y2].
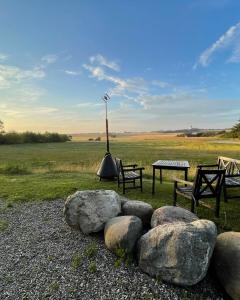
[0, 0, 240, 133]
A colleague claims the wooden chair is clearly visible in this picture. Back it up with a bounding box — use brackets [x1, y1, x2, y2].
[173, 168, 225, 217]
[115, 158, 144, 194]
[198, 156, 240, 202]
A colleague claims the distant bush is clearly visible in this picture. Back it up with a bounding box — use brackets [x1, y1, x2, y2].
[95, 137, 101, 141]
[0, 164, 31, 175]
[0, 132, 71, 145]
[222, 120, 240, 138]
[178, 131, 224, 138]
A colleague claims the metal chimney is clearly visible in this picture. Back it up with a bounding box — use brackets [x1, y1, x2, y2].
[97, 93, 118, 180]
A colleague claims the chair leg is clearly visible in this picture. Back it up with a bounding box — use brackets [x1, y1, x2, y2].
[140, 176, 143, 192]
[123, 182, 125, 194]
[215, 196, 220, 218]
[173, 182, 177, 206]
[191, 197, 195, 213]
[133, 179, 136, 188]
[223, 185, 228, 202]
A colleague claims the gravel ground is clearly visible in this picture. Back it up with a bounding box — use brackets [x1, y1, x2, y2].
[0, 199, 229, 300]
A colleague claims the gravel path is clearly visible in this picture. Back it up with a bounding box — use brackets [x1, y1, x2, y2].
[0, 199, 229, 300]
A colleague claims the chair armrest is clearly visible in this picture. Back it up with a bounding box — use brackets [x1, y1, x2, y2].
[197, 164, 219, 169]
[123, 164, 138, 168]
[225, 173, 240, 178]
[123, 167, 144, 172]
[172, 177, 194, 186]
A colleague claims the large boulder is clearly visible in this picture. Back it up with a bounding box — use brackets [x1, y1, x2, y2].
[64, 190, 121, 234]
[138, 219, 217, 286]
[122, 200, 154, 225]
[151, 206, 198, 228]
[104, 216, 143, 254]
[213, 232, 240, 300]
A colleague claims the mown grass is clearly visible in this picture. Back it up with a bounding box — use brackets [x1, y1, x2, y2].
[0, 135, 239, 231]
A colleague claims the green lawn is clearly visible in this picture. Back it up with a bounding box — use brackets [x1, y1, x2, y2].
[0, 136, 239, 232]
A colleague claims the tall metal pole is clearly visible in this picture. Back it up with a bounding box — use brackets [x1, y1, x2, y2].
[102, 93, 110, 153]
[105, 101, 109, 153]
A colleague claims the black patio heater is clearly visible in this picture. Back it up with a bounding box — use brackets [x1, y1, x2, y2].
[97, 93, 118, 180]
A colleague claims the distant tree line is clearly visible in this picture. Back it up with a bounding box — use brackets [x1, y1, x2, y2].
[0, 131, 71, 145]
[177, 130, 226, 137]
[223, 120, 240, 138]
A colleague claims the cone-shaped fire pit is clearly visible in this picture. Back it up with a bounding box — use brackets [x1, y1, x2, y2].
[97, 93, 118, 180]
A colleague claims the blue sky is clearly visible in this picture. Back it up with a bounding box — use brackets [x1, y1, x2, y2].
[0, 0, 240, 133]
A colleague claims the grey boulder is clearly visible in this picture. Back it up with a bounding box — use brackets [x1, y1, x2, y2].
[122, 200, 154, 225]
[64, 190, 121, 234]
[213, 232, 240, 300]
[104, 216, 143, 254]
[138, 219, 217, 286]
[151, 206, 198, 228]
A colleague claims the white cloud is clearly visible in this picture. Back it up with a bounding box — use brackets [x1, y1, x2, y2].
[0, 64, 45, 89]
[195, 22, 240, 68]
[0, 65, 45, 90]
[0, 53, 8, 61]
[89, 54, 120, 71]
[76, 102, 103, 108]
[65, 70, 81, 76]
[83, 63, 148, 96]
[41, 54, 58, 64]
[0, 101, 58, 118]
[152, 80, 170, 88]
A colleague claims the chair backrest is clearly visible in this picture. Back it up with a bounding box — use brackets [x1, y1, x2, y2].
[218, 156, 240, 176]
[193, 168, 225, 199]
[115, 158, 123, 177]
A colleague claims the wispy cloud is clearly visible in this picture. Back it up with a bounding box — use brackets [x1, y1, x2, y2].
[82, 54, 240, 130]
[0, 53, 8, 61]
[152, 80, 170, 88]
[2, 106, 58, 118]
[89, 54, 120, 71]
[76, 102, 103, 108]
[83, 62, 148, 97]
[41, 54, 58, 64]
[65, 70, 81, 76]
[0, 64, 45, 89]
[195, 22, 240, 68]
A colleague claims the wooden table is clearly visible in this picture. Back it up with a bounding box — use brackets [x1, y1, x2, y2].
[152, 160, 190, 194]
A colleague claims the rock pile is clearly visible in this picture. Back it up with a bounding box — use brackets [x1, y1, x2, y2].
[64, 190, 239, 293]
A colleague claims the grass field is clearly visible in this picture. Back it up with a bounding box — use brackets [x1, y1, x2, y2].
[0, 133, 240, 232]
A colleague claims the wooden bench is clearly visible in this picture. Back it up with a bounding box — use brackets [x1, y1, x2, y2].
[198, 156, 240, 202]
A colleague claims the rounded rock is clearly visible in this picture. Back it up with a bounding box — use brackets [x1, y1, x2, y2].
[138, 219, 217, 286]
[104, 215, 143, 254]
[122, 200, 154, 225]
[64, 190, 121, 234]
[151, 206, 198, 228]
[213, 231, 240, 300]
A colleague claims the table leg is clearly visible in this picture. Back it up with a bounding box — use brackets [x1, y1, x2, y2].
[152, 167, 155, 195]
[160, 168, 163, 184]
[185, 169, 188, 187]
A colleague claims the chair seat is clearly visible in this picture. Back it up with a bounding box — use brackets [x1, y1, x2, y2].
[225, 177, 240, 187]
[121, 171, 140, 180]
[206, 174, 240, 187]
[176, 187, 214, 197]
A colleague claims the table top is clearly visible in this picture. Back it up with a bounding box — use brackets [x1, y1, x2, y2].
[152, 160, 190, 168]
